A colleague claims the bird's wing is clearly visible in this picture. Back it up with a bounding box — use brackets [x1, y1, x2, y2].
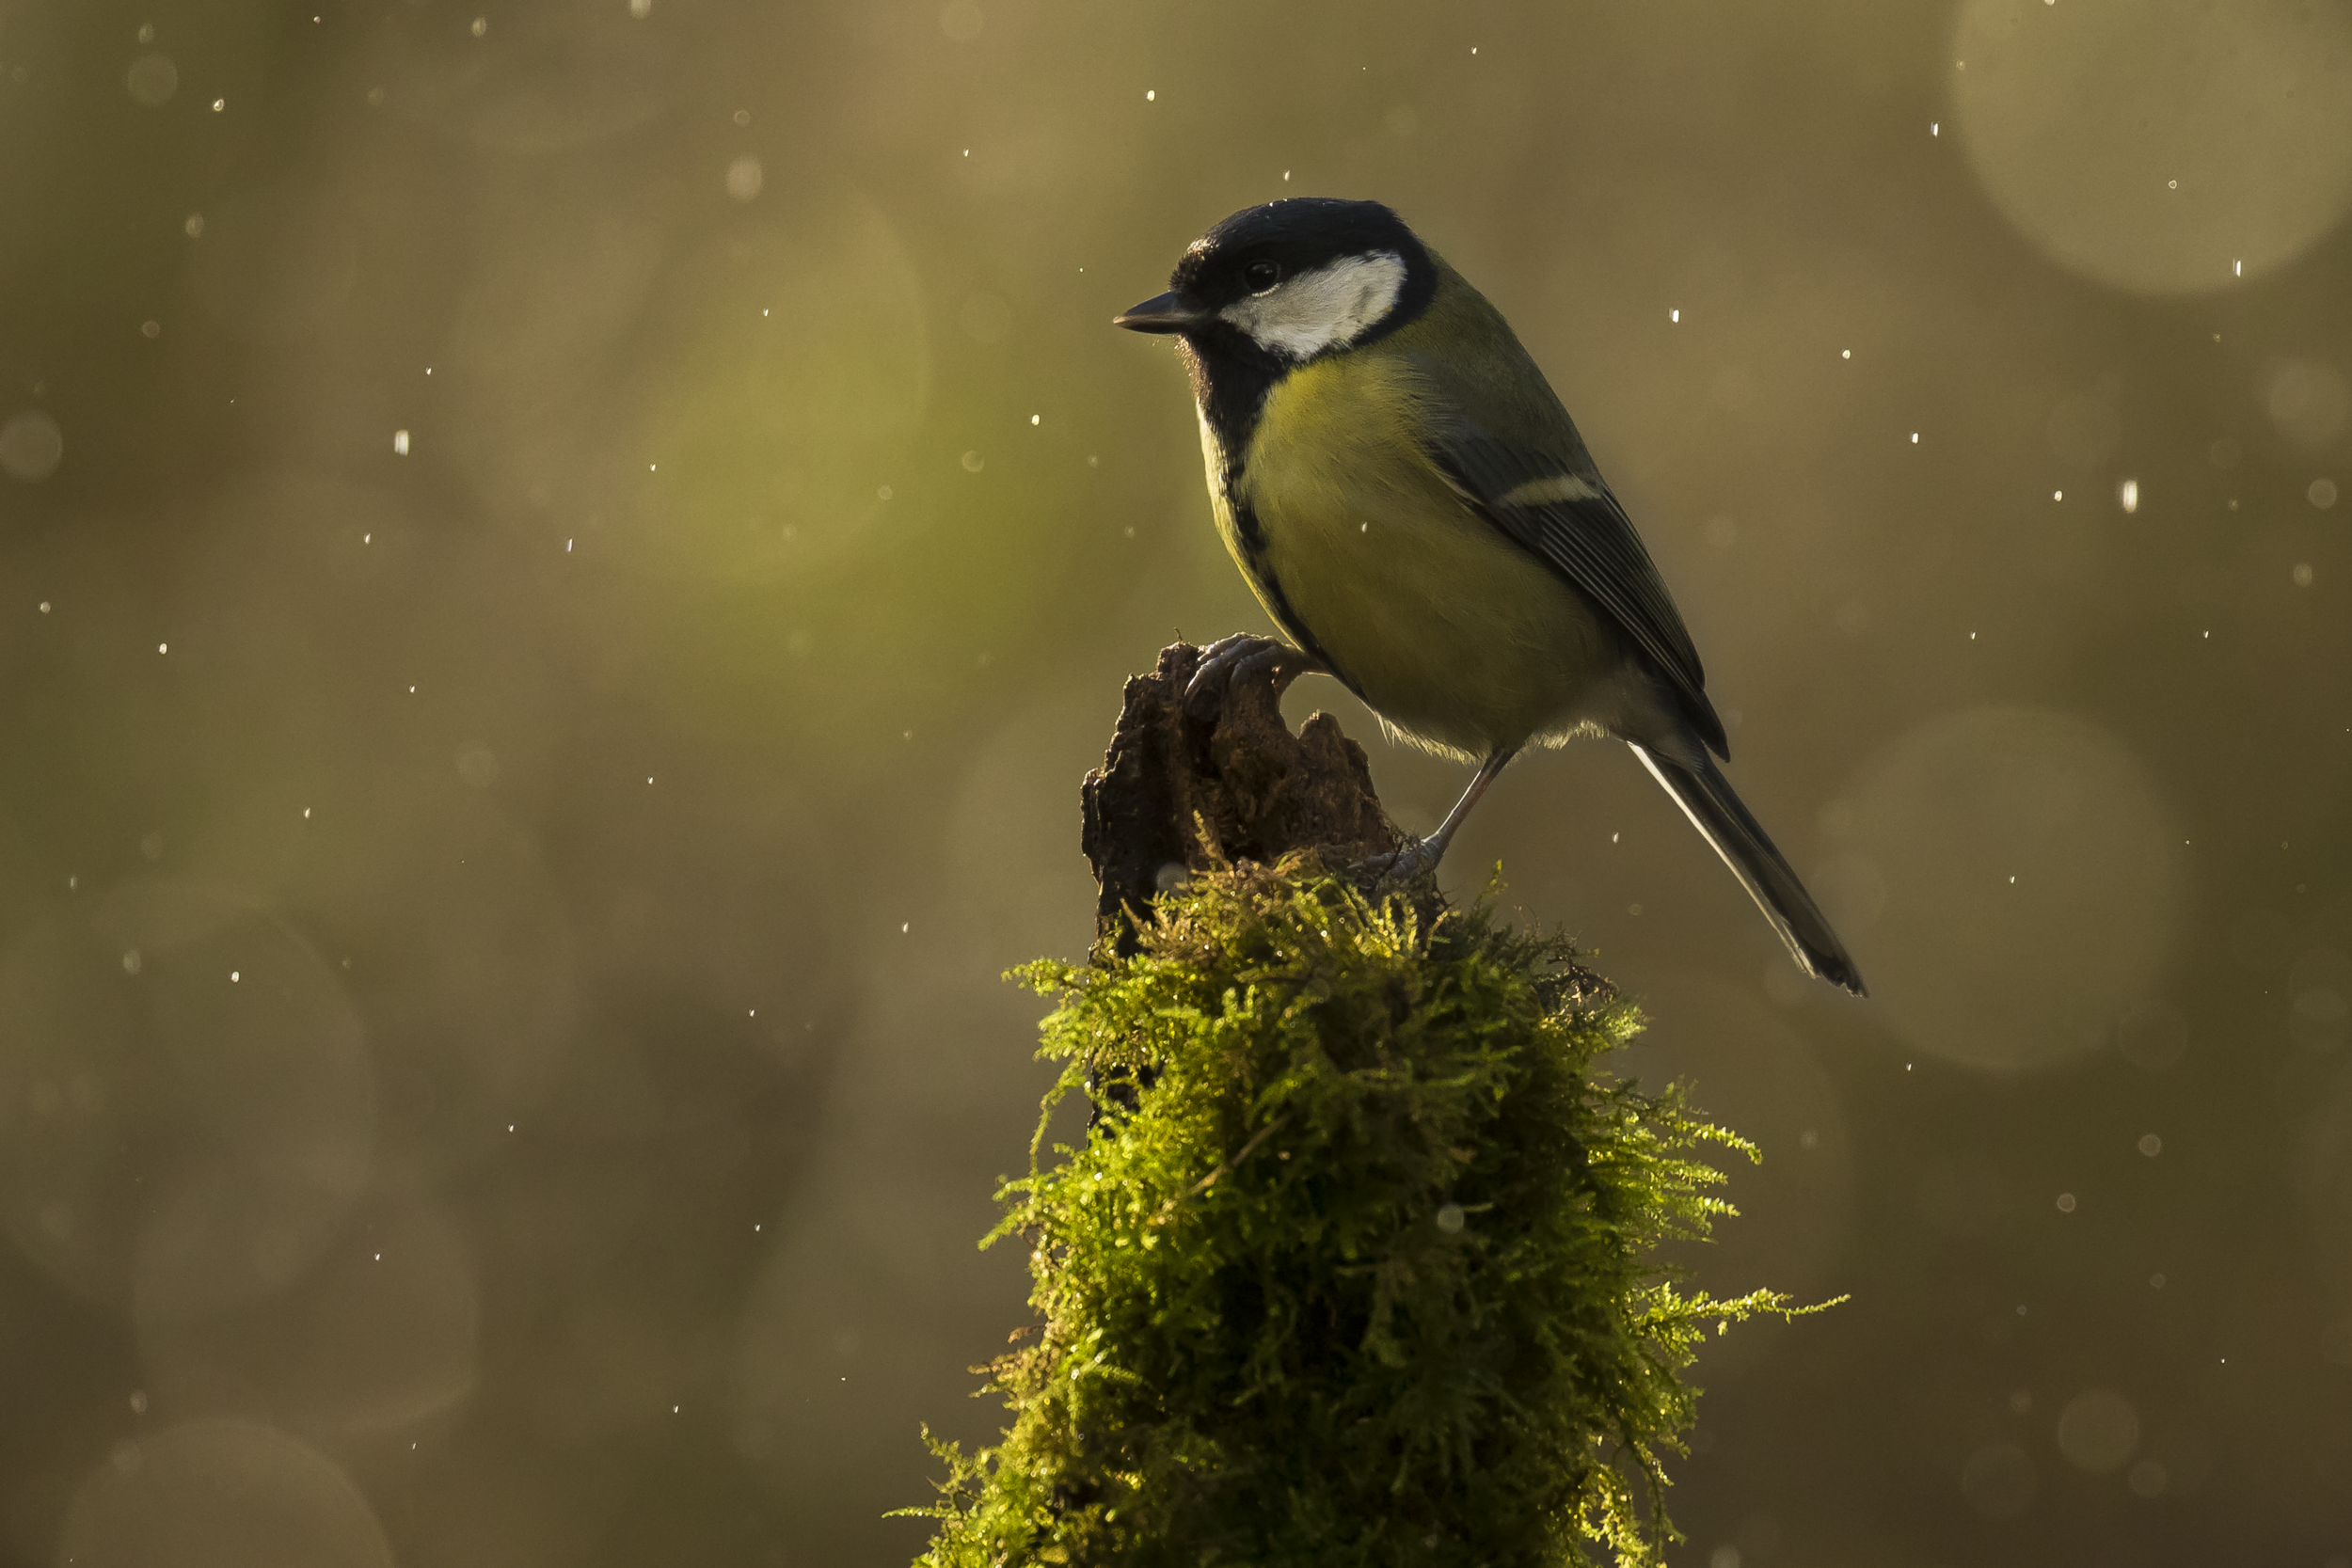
[1418, 410, 1727, 759]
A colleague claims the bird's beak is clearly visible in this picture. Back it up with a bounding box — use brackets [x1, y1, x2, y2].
[1113, 291, 1205, 334]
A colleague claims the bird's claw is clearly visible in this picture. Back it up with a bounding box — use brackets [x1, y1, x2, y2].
[1354, 837, 1442, 884]
[1182, 634, 1324, 721]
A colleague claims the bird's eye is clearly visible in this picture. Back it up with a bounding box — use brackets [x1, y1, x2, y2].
[1244, 260, 1281, 293]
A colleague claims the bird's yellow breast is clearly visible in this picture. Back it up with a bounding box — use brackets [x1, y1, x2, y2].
[1208, 349, 1623, 760]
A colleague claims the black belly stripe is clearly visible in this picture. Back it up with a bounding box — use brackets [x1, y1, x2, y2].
[1228, 490, 1265, 550]
[1222, 438, 1360, 700]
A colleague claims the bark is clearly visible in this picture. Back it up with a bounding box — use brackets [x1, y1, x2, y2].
[1079, 641, 1407, 956]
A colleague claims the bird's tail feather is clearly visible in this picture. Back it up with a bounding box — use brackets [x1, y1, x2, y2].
[1629, 742, 1867, 997]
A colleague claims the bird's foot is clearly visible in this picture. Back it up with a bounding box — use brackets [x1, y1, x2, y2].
[1354, 835, 1445, 884]
[1182, 634, 1325, 721]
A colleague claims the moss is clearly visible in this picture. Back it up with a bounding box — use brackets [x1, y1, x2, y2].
[907, 859, 1804, 1567]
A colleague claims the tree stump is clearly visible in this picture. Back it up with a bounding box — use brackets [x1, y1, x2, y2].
[1079, 641, 1406, 955]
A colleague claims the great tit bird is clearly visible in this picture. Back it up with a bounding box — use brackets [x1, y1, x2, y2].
[1115, 197, 1865, 996]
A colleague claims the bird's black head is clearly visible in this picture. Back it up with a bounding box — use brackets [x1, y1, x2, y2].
[1115, 198, 1437, 367]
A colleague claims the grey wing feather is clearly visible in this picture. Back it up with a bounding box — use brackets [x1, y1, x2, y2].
[1423, 424, 1729, 761]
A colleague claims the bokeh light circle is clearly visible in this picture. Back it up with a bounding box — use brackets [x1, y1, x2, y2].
[137, 1196, 480, 1441]
[0, 882, 373, 1317]
[2056, 1389, 2141, 1472]
[1951, 0, 2352, 294]
[618, 196, 930, 581]
[1822, 705, 2185, 1072]
[0, 411, 63, 483]
[57, 1419, 394, 1568]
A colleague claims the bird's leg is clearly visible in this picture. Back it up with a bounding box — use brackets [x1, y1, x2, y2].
[1183, 633, 1327, 721]
[1363, 746, 1519, 881]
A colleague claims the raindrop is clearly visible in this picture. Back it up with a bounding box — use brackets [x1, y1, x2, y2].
[2119, 478, 2139, 513]
[392, 430, 409, 456]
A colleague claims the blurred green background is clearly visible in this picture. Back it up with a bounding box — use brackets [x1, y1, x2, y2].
[2, 0, 2349, 1561]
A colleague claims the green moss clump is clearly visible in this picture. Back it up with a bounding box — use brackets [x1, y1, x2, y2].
[909, 861, 1797, 1567]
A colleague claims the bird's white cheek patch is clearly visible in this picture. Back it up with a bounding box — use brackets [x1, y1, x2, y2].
[1220, 251, 1407, 360]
